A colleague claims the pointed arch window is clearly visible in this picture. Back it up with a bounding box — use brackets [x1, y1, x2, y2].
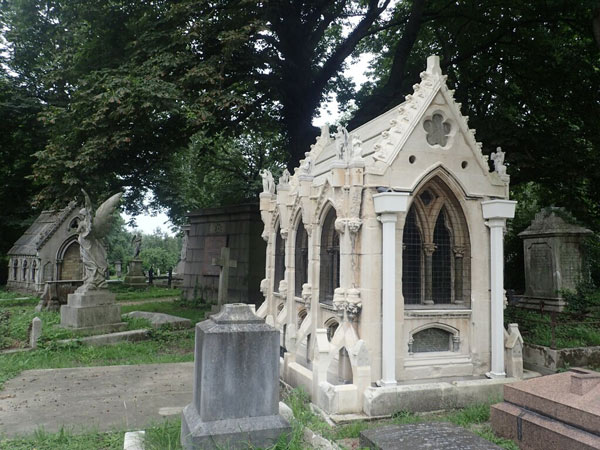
[294, 221, 309, 298]
[402, 177, 470, 307]
[273, 222, 285, 292]
[319, 208, 339, 304]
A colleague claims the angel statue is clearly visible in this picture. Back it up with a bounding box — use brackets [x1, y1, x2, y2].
[76, 190, 123, 293]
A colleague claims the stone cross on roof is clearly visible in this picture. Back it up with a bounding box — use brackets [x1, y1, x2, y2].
[212, 247, 237, 307]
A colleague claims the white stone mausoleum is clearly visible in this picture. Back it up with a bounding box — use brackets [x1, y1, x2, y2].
[257, 56, 521, 415]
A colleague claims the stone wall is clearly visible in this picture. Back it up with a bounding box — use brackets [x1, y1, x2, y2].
[182, 204, 266, 305]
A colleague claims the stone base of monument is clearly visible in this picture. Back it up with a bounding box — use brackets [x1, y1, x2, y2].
[490, 368, 600, 450]
[181, 405, 290, 449]
[124, 259, 146, 288]
[181, 303, 291, 450]
[60, 290, 126, 333]
[517, 295, 567, 312]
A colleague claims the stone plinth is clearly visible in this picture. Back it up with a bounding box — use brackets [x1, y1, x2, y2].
[124, 259, 146, 287]
[491, 368, 600, 449]
[181, 303, 290, 449]
[60, 290, 126, 333]
[519, 208, 592, 311]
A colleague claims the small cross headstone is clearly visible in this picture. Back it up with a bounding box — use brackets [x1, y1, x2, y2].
[212, 247, 237, 306]
[30, 317, 42, 349]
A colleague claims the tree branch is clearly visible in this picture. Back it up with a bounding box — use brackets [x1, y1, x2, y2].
[313, 0, 392, 93]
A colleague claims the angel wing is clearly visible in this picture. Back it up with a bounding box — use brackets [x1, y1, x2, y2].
[91, 192, 123, 239]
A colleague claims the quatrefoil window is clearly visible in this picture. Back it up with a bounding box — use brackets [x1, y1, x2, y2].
[423, 113, 451, 147]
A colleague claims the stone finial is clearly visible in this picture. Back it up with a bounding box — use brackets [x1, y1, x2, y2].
[301, 283, 312, 310]
[426, 55, 442, 77]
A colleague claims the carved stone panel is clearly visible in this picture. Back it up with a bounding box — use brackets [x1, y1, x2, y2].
[526, 242, 554, 297]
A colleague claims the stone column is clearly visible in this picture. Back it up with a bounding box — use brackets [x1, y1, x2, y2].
[373, 192, 410, 387]
[482, 200, 517, 379]
[423, 243, 436, 305]
[453, 247, 465, 305]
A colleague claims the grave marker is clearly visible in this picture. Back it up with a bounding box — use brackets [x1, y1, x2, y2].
[212, 246, 237, 307]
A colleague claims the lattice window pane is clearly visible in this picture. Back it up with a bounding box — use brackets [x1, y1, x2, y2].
[319, 208, 339, 304]
[432, 210, 452, 304]
[273, 224, 285, 291]
[403, 208, 422, 304]
[294, 222, 308, 297]
[412, 328, 451, 352]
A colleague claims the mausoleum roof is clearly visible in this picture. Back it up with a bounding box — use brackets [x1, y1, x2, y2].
[8, 202, 78, 256]
[289, 55, 508, 198]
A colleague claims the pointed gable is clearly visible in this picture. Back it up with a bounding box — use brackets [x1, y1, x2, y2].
[304, 55, 509, 199]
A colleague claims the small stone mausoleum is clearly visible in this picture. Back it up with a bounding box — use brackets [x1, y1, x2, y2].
[7, 202, 83, 294]
[257, 56, 519, 415]
[182, 204, 266, 306]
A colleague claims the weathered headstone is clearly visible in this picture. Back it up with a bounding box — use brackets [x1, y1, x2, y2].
[180, 303, 290, 449]
[115, 260, 122, 278]
[123, 259, 146, 288]
[359, 423, 502, 449]
[29, 317, 42, 349]
[504, 323, 524, 378]
[519, 208, 592, 311]
[212, 246, 237, 309]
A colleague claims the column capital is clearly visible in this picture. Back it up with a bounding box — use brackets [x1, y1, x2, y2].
[378, 212, 399, 224]
[481, 199, 517, 220]
[373, 191, 410, 214]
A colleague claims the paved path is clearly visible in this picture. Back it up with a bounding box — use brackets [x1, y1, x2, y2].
[0, 362, 193, 437]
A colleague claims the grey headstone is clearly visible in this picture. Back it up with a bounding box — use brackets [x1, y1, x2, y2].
[359, 423, 502, 450]
[181, 303, 290, 449]
[30, 317, 42, 349]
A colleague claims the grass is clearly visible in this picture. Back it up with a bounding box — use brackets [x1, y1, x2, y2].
[506, 306, 600, 348]
[109, 285, 182, 302]
[121, 301, 209, 323]
[0, 427, 124, 450]
[0, 293, 207, 350]
[0, 329, 195, 390]
[0, 288, 36, 301]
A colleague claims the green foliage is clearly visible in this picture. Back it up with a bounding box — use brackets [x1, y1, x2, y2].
[564, 282, 600, 315]
[0, 427, 123, 450]
[506, 306, 600, 348]
[0, 73, 46, 283]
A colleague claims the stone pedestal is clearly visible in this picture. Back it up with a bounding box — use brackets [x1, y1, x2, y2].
[124, 259, 146, 288]
[60, 290, 126, 333]
[181, 303, 290, 449]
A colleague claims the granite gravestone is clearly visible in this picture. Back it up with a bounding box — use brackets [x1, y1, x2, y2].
[519, 208, 592, 311]
[491, 368, 600, 450]
[180, 303, 290, 449]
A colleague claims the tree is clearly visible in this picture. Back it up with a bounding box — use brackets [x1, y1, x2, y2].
[0, 70, 46, 283]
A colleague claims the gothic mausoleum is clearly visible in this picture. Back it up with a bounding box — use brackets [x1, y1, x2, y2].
[6, 202, 83, 294]
[257, 56, 522, 416]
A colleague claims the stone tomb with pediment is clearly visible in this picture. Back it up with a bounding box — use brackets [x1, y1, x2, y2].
[7, 202, 83, 295]
[256, 56, 522, 416]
